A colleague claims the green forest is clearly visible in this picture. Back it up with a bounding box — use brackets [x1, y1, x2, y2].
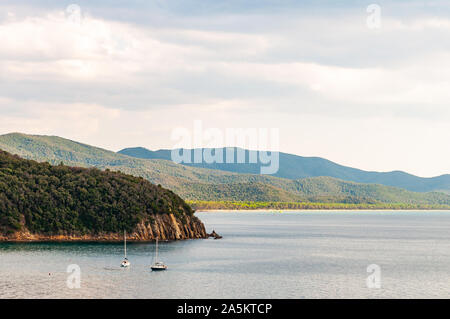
[188, 200, 450, 210]
[0, 150, 194, 236]
[1, 133, 449, 209]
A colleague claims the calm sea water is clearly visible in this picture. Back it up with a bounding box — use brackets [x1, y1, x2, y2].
[0, 211, 449, 299]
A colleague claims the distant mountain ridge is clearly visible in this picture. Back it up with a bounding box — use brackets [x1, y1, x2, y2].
[119, 147, 450, 193]
[0, 133, 449, 207]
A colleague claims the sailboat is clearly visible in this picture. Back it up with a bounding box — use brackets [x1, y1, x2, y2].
[120, 230, 130, 268]
[150, 238, 167, 271]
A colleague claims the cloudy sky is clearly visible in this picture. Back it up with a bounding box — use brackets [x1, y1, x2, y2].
[0, 0, 449, 177]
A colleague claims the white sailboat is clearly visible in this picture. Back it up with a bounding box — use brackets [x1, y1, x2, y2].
[120, 230, 130, 268]
[150, 238, 167, 271]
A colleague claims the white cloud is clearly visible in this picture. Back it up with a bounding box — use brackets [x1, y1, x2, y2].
[0, 98, 120, 138]
[0, 5, 449, 176]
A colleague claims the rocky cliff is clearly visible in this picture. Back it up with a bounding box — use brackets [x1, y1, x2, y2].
[0, 213, 207, 241]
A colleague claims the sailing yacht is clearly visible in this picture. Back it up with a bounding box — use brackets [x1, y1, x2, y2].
[120, 230, 130, 268]
[150, 238, 167, 271]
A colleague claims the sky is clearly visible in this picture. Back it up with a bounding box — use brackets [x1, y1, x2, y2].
[0, 0, 449, 177]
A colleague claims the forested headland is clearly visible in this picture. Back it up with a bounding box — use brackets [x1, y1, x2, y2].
[0, 150, 207, 240]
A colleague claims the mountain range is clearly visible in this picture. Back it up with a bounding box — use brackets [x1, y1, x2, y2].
[119, 147, 450, 193]
[0, 133, 449, 207]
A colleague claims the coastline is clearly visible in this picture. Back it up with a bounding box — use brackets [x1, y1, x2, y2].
[0, 214, 210, 242]
[186, 200, 450, 211]
[0, 233, 209, 243]
[196, 208, 450, 212]
[188, 200, 450, 211]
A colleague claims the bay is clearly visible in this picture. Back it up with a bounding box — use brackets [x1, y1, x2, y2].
[0, 211, 449, 298]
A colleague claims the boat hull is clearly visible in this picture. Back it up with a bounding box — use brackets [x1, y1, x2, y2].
[151, 266, 167, 271]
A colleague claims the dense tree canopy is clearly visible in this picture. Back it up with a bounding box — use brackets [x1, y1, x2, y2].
[1, 133, 449, 206]
[0, 150, 193, 236]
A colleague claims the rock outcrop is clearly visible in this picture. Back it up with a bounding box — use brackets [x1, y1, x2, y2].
[207, 230, 223, 239]
[132, 214, 208, 241]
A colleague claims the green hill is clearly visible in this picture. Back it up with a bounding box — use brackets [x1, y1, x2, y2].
[1, 133, 449, 208]
[0, 149, 206, 239]
[119, 147, 450, 193]
[174, 178, 450, 206]
[0, 133, 140, 167]
[177, 182, 304, 202]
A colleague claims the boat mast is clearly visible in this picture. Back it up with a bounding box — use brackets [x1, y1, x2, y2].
[155, 238, 158, 263]
[124, 230, 127, 259]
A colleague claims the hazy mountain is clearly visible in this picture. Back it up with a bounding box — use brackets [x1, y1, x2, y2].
[1, 133, 449, 206]
[119, 147, 450, 193]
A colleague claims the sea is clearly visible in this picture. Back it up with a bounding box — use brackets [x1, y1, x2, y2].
[0, 211, 449, 298]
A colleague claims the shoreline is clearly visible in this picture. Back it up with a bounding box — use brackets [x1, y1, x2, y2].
[196, 208, 450, 212]
[0, 235, 215, 243]
[189, 201, 450, 211]
[0, 238, 202, 243]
